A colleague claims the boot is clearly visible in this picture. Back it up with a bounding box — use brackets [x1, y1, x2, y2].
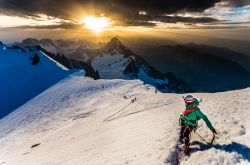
[179, 135, 184, 143]
[183, 144, 190, 155]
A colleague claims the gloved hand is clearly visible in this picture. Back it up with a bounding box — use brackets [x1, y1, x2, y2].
[211, 128, 217, 134]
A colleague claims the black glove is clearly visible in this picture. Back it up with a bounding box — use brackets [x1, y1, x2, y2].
[211, 128, 217, 134]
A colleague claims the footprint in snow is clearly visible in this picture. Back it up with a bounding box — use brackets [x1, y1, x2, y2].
[31, 143, 41, 149]
[238, 125, 246, 136]
[22, 152, 30, 155]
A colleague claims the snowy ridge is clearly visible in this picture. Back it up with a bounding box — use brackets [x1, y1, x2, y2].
[40, 51, 69, 71]
[15, 38, 99, 60]
[0, 75, 249, 165]
[0, 42, 75, 118]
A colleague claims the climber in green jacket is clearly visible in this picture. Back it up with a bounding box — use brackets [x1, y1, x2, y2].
[179, 95, 217, 154]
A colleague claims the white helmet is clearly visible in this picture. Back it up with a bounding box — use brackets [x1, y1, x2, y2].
[184, 95, 194, 101]
[184, 95, 194, 104]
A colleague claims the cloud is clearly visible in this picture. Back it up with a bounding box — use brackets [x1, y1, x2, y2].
[137, 15, 218, 24]
[10, 16, 217, 30]
[222, 0, 250, 7]
[5, 0, 250, 29]
[0, 0, 220, 25]
[16, 23, 83, 29]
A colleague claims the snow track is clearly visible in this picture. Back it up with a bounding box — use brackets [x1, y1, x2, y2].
[0, 75, 250, 165]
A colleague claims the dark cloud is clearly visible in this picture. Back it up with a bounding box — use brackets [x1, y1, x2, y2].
[168, 16, 218, 24]
[104, 0, 220, 17]
[16, 23, 83, 30]
[115, 21, 157, 27]
[0, 0, 220, 24]
[136, 15, 218, 24]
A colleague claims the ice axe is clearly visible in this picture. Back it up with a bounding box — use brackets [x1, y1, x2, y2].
[194, 129, 216, 145]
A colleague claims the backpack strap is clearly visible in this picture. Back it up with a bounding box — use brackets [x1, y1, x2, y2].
[183, 107, 197, 115]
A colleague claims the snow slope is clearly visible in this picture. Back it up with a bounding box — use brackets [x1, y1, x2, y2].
[0, 74, 249, 165]
[0, 42, 74, 118]
[92, 51, 129, 79]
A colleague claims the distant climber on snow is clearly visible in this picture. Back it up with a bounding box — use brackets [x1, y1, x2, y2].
[179, 95, 217, 155]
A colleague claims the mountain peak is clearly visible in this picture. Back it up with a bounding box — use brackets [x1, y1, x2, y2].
[21, 38, 39, 47]
[103, 37, 134, 57]
[104, 37, 124, 51]
[110, 37, 122, 46]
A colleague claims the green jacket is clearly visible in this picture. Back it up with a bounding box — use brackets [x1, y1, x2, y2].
[181, 98, 214, 130]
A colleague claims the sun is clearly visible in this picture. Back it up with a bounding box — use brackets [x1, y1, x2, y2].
[81, 16, 112, 33]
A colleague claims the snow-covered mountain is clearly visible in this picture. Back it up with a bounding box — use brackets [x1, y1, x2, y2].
[0, 41, 75, 119]
[16, 38, 193, 93]
[0, 74, 249, 165]
[14, 38, 101, 61]
[92, 38, 192, 93]
[14, 38, 102, 60]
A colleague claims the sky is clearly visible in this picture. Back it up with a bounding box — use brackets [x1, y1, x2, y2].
[0, 0, 250, 43]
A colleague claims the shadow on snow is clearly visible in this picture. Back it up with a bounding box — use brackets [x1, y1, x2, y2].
[191, 141, 250, 162]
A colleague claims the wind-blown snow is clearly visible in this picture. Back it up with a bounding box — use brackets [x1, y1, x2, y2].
[0, 42, 74, 118]
[0, 74, 249, 165]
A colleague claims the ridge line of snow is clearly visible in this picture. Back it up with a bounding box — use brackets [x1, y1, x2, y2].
[40, 51, 69, 71]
